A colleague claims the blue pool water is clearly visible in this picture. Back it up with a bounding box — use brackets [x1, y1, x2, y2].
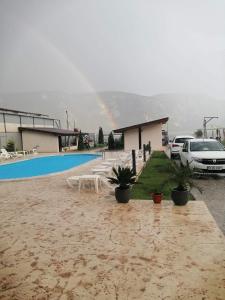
[0, 154, 99, 180]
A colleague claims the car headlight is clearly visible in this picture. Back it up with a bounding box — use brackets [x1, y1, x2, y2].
[193, 157, 202, 163]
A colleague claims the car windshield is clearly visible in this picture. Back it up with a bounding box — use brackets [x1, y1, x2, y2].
[190, 141, 225, 152]
[175, 138, 193, 143]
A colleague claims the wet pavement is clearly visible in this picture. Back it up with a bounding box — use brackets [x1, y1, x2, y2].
[0, 174, 225, 300]
[192, 177, 225, 235]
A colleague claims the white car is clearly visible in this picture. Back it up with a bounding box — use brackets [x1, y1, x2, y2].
[169, 135, 194, 159]
[180, 139, 225, 175]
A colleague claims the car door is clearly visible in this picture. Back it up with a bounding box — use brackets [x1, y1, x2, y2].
[180, 141, 188, 165]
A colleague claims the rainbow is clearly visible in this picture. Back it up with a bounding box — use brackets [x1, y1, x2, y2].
[96, 98, 118, 129]
[35, 35, 118, 129]
[4, 12, 118, 130]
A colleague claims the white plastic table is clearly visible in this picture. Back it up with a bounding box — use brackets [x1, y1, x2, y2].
[78, 175, 101, 193]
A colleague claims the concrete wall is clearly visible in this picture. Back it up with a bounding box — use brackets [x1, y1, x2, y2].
[0, 132, 22, 150]
[142, 123, 163, 150]
[124, 128, 139, 150]
[22, 131, 59, 153]
[124, 123, 163, 151]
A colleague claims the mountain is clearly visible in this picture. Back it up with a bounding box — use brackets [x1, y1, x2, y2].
[0, 91, 224, 136]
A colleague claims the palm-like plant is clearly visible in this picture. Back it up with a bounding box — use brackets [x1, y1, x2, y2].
[108, 166, 137, 189]
[165, 161, 201, 192]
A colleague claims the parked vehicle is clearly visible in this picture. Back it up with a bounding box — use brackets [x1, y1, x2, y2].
[162, 130, 169, 146]
[180, 139, 225, 176]
[169, 135, 194, 159]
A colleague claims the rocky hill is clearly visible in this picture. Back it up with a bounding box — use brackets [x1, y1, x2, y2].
[0, 91, 224, 136]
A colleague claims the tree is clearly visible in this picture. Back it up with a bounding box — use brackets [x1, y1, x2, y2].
[194, 129, 203, 138]
[108, 132, 115, 150]
[120, 132, 124, 149]
[78, 131, 84, 150]
[98, 127, 104, 145]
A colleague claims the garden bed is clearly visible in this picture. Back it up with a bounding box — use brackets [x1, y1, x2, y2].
[132, 151, 177, 200]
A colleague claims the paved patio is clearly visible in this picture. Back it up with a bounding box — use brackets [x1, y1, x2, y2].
[0, 161, 225, 299]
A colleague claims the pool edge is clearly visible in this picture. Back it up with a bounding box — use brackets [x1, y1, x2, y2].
[0, 153, 102, 182]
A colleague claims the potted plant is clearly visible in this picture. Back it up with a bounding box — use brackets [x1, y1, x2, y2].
[152, 188, 163, 204]
[164, 162, 201, 206]
[108, 166, 137, 203]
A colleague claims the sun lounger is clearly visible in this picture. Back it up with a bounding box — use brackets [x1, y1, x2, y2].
[0, 148, 24, 158]
[91, 166, 112, 176]
[32, 147, 38, 155]
[101, 161, 114, 166]
[66, 176, 80, 188]
[17, 150, 28, 155]
[0, 148, 13, 158]
[0, 150, 11, 159]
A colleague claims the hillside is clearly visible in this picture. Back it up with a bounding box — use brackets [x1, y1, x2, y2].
[0, 91, 224, 135]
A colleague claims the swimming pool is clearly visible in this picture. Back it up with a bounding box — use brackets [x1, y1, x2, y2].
[0, 154, 100, 180]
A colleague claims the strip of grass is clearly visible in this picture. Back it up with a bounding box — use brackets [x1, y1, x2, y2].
[132, 151, 176, 200]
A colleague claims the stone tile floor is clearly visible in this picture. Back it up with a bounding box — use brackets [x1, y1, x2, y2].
[0, 170, 225, 300]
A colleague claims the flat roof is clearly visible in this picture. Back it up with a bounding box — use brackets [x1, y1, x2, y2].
[19, 127, 79, 136]
[113, 117, 169, 133]
[0, 107, 49, 117]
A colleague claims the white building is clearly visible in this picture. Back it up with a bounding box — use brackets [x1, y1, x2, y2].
[0, 108, 78, 152]
[19, 127, 79, 153]
[113, 117, 169, 151]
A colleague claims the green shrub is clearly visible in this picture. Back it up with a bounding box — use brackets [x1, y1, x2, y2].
[95, 143, 105, 148]
[108, 166, 137, 189]
[151, 151, 166, 159]
[78, 131, 84, 150]
[98, 127, 104, 144]
[6, 140, 15, 152]
[108, 132, 115, 150]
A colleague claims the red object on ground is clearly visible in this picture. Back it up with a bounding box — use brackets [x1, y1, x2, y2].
[152, 193, 163, 203]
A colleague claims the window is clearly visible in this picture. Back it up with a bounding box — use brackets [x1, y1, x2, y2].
[190, 141, 225, 152]
[175, 137, 193, 144]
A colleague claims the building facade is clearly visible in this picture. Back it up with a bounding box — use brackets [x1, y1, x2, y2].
[114, 117, 169, 151]
[0, 108, 61, 150]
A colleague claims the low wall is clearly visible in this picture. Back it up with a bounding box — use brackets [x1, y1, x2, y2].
[22, 131, 59, 153]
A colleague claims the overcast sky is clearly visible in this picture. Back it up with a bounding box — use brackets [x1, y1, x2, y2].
[0, 0, 225, 98]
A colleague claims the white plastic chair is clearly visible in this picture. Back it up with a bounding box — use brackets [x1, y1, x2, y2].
[0, 148, 14, 159]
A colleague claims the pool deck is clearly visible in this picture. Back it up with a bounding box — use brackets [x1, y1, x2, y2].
[0, 159, 225, 299]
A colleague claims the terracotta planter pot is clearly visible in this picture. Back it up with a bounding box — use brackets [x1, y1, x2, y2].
[152, 193, 163, 204]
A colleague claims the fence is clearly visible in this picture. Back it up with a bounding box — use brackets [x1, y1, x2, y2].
[0, 110, 60, 150]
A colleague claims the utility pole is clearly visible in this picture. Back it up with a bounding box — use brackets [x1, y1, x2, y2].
[203, 116, 218, 138]
[65, 110, 69, 146]
[66, 110, 69, 129]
